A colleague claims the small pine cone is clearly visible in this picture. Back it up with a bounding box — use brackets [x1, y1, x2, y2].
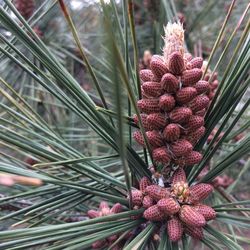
[175, 87, 197, 104]
[139, 177, 152, 193]
[152, 147, 171, 165]
[188, 95, 210, 112]
[87, 210, 99, 219]
[142, 195, 154, 208]
[157, 197, 180, 215]
[169, 107, 192, 124]
[167, 217, 183, 242]
[185, 115, 204, 132]
[133, 114, 151, 131]
[143, 205, 164, 221]
[189, 183, 214, 203]
[168, 52, 185, 75]
[133, 131, 145, 146]
[187, 126, 205, 143]
[150, 55, 168, 80]
[130, 189, 143, 206]
[146, 185, 170, 201]
[183, 151, 203, 166]
[137, 99, 160, 114]
[110, 203, 122, 214]
[188, 57, 203, 69]
[14, 0, 35, 20]
[181, 69, 202, 86]
[195, 109, 206, 117]
[147, 113, 167, 130]
[146, 131, 164, 148]
[161, 73, 179, 93]
[179, 205, 206, 227]
[171, 168, 186, 185]
[142, 82, 163, 97]
[140, 69, 154, 82]
[163, 123, 180, 142]
[171, 139, 193, 157]
[159, 94, 176, 112]
[193, 204, 216, 221]
[185, 226, 204, 240]
[194, 80, 210, 94]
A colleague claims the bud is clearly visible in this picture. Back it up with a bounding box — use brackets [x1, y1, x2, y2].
[143, 205, 164, 221]
[183, 151, 203, 166]
[87, 210, 100, 219]
[195, 109, 206, 117]
[188, 57, 203, 69]
[168, 52, 184, 75]
[147, 113, 167, 130]
[189, 184, 213, 203]
[193, 204, 216, 221]
[133, 114, 152, 131]
[161, 73, 179, 93]
[142, 82, 163, 97]
[142, 195, 154, 208]
[163, 123, 180, 142]
[187, 126, 205, 143]
[185, 115, 204, 132]
[159, 94, 176, 112]
[110, 203, 122, 214]
[171, 139, 193, 157]
[133, 131, 145, 147]
[171, 168, 186, 185]
[175, 87, 197, 104]
[157, 197, 180, 215]
[139, 177, 152, 193]
[130, 190, 143, 206]
[169, 107, 192, 124]
[146, 185, 170, 201]
[152, 147, 171, 165]
[137, 99, 160, 114]
[188, 95, 210, 112]
[146, 131, 164, 148]
[181, 69, 202, 86]
[167, 217, 183, 242]
[150, 55, 168, 80]
[140, 69, 154, 82]
[194, 80, 210, 94]
[179, 205, 206, 227]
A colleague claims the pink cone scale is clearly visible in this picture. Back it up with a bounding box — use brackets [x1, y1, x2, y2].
[167, 217, 183, 242]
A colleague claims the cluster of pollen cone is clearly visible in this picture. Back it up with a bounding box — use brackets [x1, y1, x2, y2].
[133, 22, 214, 169]
[131, 168, 216, 241]
[131, 22, 216, 242]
